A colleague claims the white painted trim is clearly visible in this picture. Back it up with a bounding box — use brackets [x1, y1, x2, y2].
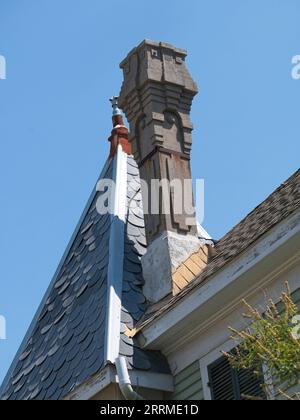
[65, 366, 114, 400]
[168, 250, 300, 374]
[262, 363, 276, 401]
[112, 145, 128, 224]
[141, 210, 300, 350]
[127, 370, 174, 393]
[104, 145, 128, 364]
[66, 366, 174, 400]
[168, 253, 300, 383]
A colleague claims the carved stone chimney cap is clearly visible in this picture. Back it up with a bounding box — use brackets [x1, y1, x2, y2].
[119, 39, 198, 100]
[120, 39, 188, 68]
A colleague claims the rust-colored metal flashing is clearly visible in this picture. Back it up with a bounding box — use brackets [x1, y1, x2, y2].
[108, 124, 132, 158]
[108, 97, 132, 157]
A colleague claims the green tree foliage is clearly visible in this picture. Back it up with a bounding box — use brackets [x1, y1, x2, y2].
[225, 283, 300, 400]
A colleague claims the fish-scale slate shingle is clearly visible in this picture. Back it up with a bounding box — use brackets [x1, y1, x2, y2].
[120, 157, 170, 374]
[0, 155, 170, 400]
[1, 161, 114, 400]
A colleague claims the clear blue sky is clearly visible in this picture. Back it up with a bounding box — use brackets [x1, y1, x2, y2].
[0, 0, 299, 384]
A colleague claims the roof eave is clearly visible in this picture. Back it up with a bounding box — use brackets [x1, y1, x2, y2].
[64, 365, 174, 400]
[137, 209, 300, 353]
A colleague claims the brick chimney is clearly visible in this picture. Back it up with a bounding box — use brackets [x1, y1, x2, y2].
[119, 40, 206, 302]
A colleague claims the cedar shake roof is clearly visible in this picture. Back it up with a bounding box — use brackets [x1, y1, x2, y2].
[136, 168, 300, 331]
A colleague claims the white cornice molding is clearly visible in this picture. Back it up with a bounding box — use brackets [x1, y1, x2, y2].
[169, 250, 300, 357]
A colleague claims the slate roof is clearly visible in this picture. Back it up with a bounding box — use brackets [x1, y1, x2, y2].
[119, 157, 170, 372]
[3, 136, 298, 401]
[0, 155, 169, 401]
[137, 168, 300, 331]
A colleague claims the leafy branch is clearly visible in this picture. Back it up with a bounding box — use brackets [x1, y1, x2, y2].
[224, 282, 300, 400]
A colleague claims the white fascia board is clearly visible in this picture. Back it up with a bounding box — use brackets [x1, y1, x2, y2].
[66, 366, 174, 400]
[141, 210, 300, 351]
[104, 145, 128, 364]
[127, 370, 174, 393]
[65, 366, 114, 400]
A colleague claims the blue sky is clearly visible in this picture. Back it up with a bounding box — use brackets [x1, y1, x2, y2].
[0, 0, 299, 384]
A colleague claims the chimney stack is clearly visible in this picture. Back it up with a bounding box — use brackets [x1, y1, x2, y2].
[119, 40, 204, 302]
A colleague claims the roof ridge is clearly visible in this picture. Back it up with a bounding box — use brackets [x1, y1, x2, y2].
[217, 168, 300, 245]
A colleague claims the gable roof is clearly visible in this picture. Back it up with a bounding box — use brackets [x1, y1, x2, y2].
[0, 151, 169, 401]
[137, 168, 300, 331]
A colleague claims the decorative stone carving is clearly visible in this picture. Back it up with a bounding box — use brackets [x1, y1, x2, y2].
[119, 40, 199, 245]
[119, 40, 202, 301]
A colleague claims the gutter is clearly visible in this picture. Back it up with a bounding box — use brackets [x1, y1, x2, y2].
[115, 357, 145, 400]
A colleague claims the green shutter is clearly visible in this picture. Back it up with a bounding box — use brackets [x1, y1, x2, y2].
[208, 355, 266, 400]
[171, 361, 203, 400]
[208, 356, 236, 400]
[237, 366, 266, 400]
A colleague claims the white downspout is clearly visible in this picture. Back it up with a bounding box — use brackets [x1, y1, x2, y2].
[115, 357, 145, 400]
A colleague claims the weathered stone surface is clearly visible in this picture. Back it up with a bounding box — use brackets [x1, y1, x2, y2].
[119, 40, 202, 301]
[142, 232, 202, 302]
[119, 40, 199, 245]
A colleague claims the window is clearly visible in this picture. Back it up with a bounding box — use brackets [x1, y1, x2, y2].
[207, 355, 266, 400]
